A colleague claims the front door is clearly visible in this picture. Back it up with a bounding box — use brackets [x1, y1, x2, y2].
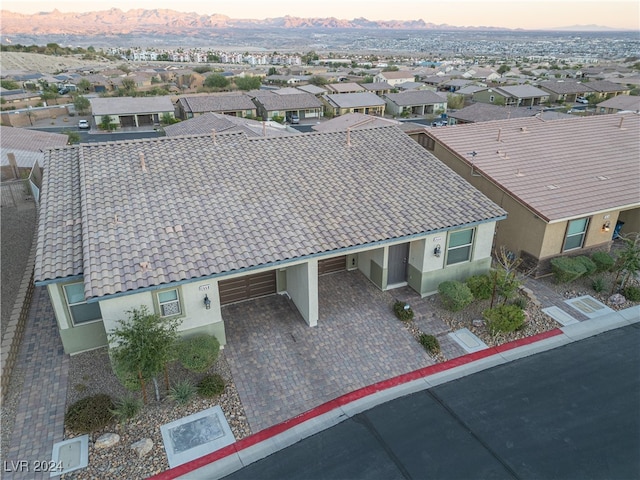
[388, 243, 409, 285]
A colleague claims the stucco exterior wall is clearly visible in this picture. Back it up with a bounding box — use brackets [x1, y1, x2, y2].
[618, 208, 640, 236]
[286, 260, 319, 326]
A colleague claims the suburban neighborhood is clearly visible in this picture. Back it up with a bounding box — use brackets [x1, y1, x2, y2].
[1, 17, 639, 480]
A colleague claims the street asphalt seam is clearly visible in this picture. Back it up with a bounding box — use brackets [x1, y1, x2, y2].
[352, 413, 413, 480]
[426, 388, 521, 480]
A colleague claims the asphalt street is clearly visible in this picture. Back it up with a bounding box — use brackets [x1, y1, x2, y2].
[223, 324, 640, 480]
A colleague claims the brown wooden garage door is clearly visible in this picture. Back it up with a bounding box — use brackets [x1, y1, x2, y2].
[218, 271, 277, 305]
[318, 256, 347, 275]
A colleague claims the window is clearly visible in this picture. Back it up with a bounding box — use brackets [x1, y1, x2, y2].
[564, 218, 589, 251]
[157, 289, 181, 317]
[446, 229, 474, 266]
[63, 282, 102, 325]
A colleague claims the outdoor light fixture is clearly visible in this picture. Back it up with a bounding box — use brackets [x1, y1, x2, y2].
[434, 244, 441, 257]
[203, 294, 211, 310]
[602, 222, 611, 232]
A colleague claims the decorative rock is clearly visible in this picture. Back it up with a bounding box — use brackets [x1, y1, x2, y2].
[94, 433, 120, 449]
[131, 438, 154, 458]
[472, 319, 484, 327]
[609, 293, 626, 305]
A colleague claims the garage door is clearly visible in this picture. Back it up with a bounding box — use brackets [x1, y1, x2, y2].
[218, 271, 277, 305]
[318, 256, 347, 275]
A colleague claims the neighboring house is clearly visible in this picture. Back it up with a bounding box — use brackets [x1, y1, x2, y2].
[0, 125, 68, 181]
[373, 70, 416, 86]
[296, 84, 327, 96]
[163, 112, 292, 138]
[441, 79, 474, 92]
[0, 89, 42, 107]
[583, 80, 631, 100]
[175, 94, 258, 120]
[321, 92, 386, 117]
[251, 91, 324, 121]
[537, 80, 593, 103]
[361, 82, 394, 96]
[90, 96, 175, 128]
[325, 82, 366, 94]
[596, 95, 640, 114]
[462, 68, 500, 82]
[311, 113, 401, 132]
[421, 114, 640, 275]
[448, 103, 544, 124]
[34, 126, 505, 354]
[383, 90, 447, 117]
[472, 85, 549, 107]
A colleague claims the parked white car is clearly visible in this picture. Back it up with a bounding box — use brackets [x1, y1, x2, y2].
[78, 120, 90, 129]
[576, 96, 589, 104]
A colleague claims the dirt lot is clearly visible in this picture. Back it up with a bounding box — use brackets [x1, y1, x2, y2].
[1, 51, 116, 75]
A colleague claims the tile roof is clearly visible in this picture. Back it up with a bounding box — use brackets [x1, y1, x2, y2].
[178, 94, 256, 114]
[312, 113, 400, 132]
[538, 80, 592, 95]
[163, 112, 294, 138]
[427, 114, 640, 222]
[325, 83, 366, 94]
[449, 103, 544, 123]
[251, 92, 323, 111]
[322, 92, 386, 108]
[35, 127, 505, 299]
[378, 71, 415, 80]
[495, 85, 549, 99]
[596, 95, 640, 112]
[1, 126, 69, 167]
[90, 96, 175, 115]
[384, 90, 446, 106]
[585, 80, 629, 93]
[362, 82, 393, 92]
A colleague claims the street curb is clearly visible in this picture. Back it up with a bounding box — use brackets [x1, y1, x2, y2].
[150, 328, 575, 480]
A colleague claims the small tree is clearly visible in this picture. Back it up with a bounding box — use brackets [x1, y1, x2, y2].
[99, 115, 117, 131]
[234, 76, 262, 91]
[309, 76, 328, 86]
[204, 74, 230, 89]
[109, 306, 180, 403]
[63, 130, 81, 145]
[160, 112, 179, 125]
[447, 93, 465, 109]
[76, 78, 91, 93]
[73, 95, 90, 115]
[611, 233, 640, 293]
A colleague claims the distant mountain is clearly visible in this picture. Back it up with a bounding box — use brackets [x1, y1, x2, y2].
[0, 8, 511, 35]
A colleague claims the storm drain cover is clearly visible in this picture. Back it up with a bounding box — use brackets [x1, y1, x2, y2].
[542, 306, 579, 326]
[161, 406, 236, 468]
[565, 295, 614, 318]
[448, 328, 488, 353]
[50, 435, 89, 477]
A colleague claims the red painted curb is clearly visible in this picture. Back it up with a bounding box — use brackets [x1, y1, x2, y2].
[149, 327, 564, 479]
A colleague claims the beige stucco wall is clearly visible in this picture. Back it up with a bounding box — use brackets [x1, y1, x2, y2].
[286, 260, 319, 326]
[618, 208, 640, 235]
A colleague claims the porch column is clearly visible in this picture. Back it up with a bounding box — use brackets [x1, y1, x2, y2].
[285, 260, 318, 327]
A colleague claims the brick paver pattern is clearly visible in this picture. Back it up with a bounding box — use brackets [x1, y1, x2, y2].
[4, 287, 69, 480]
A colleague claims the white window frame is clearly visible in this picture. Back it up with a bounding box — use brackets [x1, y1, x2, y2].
[155, 288, 183, 318]
[62, 282, 102, 326]
[563, 218, 589, 251]
[446, 228, 475, 266]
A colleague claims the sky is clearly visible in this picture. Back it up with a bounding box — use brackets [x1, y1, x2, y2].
[2, 0, 639, 30]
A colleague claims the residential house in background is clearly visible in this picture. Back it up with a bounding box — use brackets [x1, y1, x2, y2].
[251, 91, 324, 121]
[537, 80, 594, 103]
[90, 96, 175, 128]
[472, 85, 549, 107]
[383, 90, 447, 117]
[583, 80, 631, 100]
[175, 94, 258, 120]
[321, 92, 386, 117]
[311, 113, 401, 132]
[448, 103, 545, 124]
[373, 70, 416, 86]
[361, 82, 394, 96]
[163, 112, 292, 137]
[596, 95, 640, 114]
[34, 126, 505, 354]
[0, 126, 68, 181]
[422, 114, 640, 275]
[324, 82, 366, 94]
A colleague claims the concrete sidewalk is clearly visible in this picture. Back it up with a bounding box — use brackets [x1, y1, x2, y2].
[150, 304, 640, 480]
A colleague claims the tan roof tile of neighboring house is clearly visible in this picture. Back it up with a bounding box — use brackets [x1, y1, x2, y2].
[1, 126, 69, 167]
[449, 103, 544, 123]
[90, 96, 174, 115]
[538, 80, 592, 95]
[164, 112, 294, 137]
[384, 90, 446, 106]
[35, 127, 505, 299]
[585, 80, 629, 93]
[311, 113, 400, 132]
[322, 92, 386, 108]
[597, 95, 640, 112]
[178, 94, 256, 114]
[251, 92, 323, 111]
[427, 114, 640, 222]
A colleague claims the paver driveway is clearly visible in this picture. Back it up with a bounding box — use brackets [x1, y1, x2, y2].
[223, 270, 434, 433]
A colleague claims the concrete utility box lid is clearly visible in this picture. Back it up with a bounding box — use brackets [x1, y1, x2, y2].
[448, 328, 488, 353]
[50, 435, 89, 477]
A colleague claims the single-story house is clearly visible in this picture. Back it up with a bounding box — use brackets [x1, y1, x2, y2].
[311, 113, 401, 133]
[361, 82, 394, 96]
[421, 114, 640, 275]
[472, 85, 549, 107]
[175, 94, 258, 120]
[90, 96, 175, 129]
[296, 84, 327, 96]
[251, 91, 324, 121]
[321, 92, 386, 117]
[373, 70, 416, 86]
[325, 82, 366, 94]
[448, 103, 544, 124]
[163, 112, 292, 138]
[537, 80, 593, 103]
[34, 126, 505, 354]
[0, 125, 68, 181]
[583, 80, 631, 100]
[596, 95, 640, 114]
[383, 90, 447, 117]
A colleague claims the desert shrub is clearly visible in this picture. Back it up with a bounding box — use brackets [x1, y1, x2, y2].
[110, 352, 141, 391]
[176, 334, 220, 373]
[591, 276, 607, 293]
[111, 395, 143, 425]
[438, 281, 473, 312]
[510, 296, 528, 310]
[169, 380, 196, 405]
[483, 305, 525, 335]
[466, 274, 492, 300]
[65, 394, 115, 433]
[393, 301, 415, 321]
[622, 285, 640, 302]
[197, 374, 226, 398]
[550, 257, 587, 283]
[574, 256, 597, 276]
[591, 251, 615, 273]
[418, 334, 440, 355]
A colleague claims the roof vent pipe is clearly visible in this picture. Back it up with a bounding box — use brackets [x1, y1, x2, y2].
[496, 128, 502, 142]
[347, 127, 351, 147]
[211, 128, 217, 145]
[139, 152, 148, 173]
[619, 116, 624, 129]
[262, 121, 266, 137]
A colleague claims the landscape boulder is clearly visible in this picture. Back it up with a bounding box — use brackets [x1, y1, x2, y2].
[94, 433, 120, 449]
[131, 438, 153, 458]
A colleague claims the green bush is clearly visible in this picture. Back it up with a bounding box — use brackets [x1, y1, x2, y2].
[483, 305, 525, 335]
[418, 334, 440, 355]
[110, 352, 142, 391]
[510, 296, 528, 310]
[65, 394, 115, 433]
[438, 281, 474, 312]
[550, 257, 587, 283]
[592, 276, 607, 293]
[574, 256, 597, 276]
[393, 301, 415, 321]
[197, 374, 226, 398]
[622, 285, 640, 302]
[591, 251, 615, 273]
[176, 334, 221, 373]
[111, 395, 143, 425]
[465, 274, 492, 300]
[169, 380, 196, 405]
